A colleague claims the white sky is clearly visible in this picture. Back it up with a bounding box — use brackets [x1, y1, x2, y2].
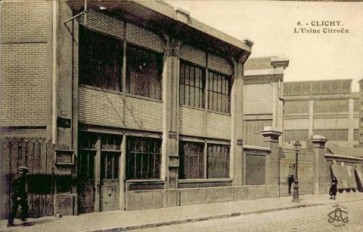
[165, 0, 363, 92]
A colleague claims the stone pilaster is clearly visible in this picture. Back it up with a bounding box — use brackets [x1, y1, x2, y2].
[231, 60, 244, 186]
[260, 127, 282, 185]
[162, 35, 182, 207]
[311, 135, 328, 194]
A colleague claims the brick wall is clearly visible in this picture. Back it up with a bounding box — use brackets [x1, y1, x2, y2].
[126, 23, 164, 52]
[178, 107, 231, 140]
[244, 84, 273, 114]
[180, 45, 206, 67]
[0, 1, 48, 42]
[208, 54, 232, 75]
[79, 87, 163, 131]
[207, 112, 231, 139]
[125, 96, 163, 131]
[179, 107, 206, 137]
[78, 10, 164, 53]
[0, 1, 49, 126]
[79, 10, 125, 39]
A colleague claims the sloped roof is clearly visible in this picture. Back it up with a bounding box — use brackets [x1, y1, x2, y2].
[326, 142, 363, 158]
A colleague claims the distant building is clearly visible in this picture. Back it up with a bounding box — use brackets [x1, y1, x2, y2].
[283, 79, 360, 149]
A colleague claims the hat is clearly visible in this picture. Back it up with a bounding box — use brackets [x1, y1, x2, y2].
[18, 166, 30, 173]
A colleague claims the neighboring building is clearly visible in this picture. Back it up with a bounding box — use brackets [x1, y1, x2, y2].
[282, 79, 361, 195]
[283, 79, 360, 149]
[243, 56, 288, 147]
[243, 57, 363, 196]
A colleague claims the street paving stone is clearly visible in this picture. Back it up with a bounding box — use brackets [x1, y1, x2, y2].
[135, 201, 363, 232]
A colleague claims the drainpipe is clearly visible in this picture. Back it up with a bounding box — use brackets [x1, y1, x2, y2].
[52, 1, 58, 144]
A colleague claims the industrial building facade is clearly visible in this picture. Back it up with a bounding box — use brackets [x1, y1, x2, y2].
[1, 0, 362, 220]
[0, 0, 287, 218]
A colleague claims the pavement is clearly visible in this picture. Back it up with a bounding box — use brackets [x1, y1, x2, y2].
[1, 191, 363, 232]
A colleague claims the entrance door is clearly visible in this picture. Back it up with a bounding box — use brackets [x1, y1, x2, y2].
[78, 133, 122, 213]
[100, 152, 120, 211]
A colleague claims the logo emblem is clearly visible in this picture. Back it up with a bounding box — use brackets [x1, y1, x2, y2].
[327, 204, 349, 227]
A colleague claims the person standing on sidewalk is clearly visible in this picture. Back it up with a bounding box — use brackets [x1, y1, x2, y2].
[329, 176, 338, 200]
[7, 166, 30, 227]
[288, 175, 295, 194]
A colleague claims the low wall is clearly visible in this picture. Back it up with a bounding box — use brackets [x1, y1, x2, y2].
[126, 190, 164, 210]
[126, 185, 279, 211]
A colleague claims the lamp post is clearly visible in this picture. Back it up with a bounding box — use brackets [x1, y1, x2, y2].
[292, 140, 302, 203]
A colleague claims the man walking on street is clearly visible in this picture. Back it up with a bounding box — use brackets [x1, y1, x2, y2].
[7, 166, 30, 227]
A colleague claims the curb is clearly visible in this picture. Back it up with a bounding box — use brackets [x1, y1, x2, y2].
[87, 203, 327, 232]
[90, 198, 363, 232]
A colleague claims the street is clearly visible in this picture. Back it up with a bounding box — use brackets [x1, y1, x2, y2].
[133, 200, 363, 232]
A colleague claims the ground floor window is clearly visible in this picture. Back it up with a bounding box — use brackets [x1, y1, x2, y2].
[126, 137, 161, 179]
[179, 142, 204, 179]
[207, 144, 229, 178]
[179, 141, 230, 179]
[78, 133, 121, 180]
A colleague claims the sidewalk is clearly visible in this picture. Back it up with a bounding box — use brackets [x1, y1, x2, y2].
[1, 192, 362, 232]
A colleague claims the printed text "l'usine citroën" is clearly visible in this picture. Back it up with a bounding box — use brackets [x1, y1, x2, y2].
[294, 27, 349, 34]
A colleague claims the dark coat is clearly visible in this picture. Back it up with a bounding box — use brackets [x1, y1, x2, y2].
[329, 178, 338, 196]
[10, 174, 27, 199]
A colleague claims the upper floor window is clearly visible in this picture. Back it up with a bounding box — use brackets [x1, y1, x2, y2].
[79, 26, 122, 91]
[79, 27, 163, 100]
[126, 45, 163, 100]
[179, 61, 205, 108]
[208, 71, 231, 113]
[179, 60, 231, 113]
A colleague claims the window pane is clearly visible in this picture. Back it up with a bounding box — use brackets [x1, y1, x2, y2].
[207, 144, 229, 178]
[179, 142, 204, 179]
[79, 27, 122, 91]
[126, 137, 161, 179]
[126, 45, 162, 100]
[207, 71, 231, 113]
[78, 151, 95, 179]
[179, 60, 206, 109]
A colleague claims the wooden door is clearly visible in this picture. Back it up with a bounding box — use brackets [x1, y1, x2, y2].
[100, 152, 120, 211]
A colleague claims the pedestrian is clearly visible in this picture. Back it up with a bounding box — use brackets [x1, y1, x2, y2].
[329, 176, 338, 200]
[288, 175, 295, 194]
[7, 166, 30, 227]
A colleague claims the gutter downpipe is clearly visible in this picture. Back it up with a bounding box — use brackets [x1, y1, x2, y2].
[52, 0, 58, 144]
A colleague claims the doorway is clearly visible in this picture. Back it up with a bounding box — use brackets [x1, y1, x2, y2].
[78, 133, 122, 213]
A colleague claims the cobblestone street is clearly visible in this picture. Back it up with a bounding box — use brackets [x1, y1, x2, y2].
[134, 200, 363, 232]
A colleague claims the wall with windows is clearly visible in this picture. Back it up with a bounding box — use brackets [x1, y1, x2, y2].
[78, 10, 164, 132]
[75, 8, 243, 212]
[178, 45, 233, 140]
[283, 80, 360, 148]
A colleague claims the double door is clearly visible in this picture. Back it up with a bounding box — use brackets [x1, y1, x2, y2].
[78, 134, 123, 213]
